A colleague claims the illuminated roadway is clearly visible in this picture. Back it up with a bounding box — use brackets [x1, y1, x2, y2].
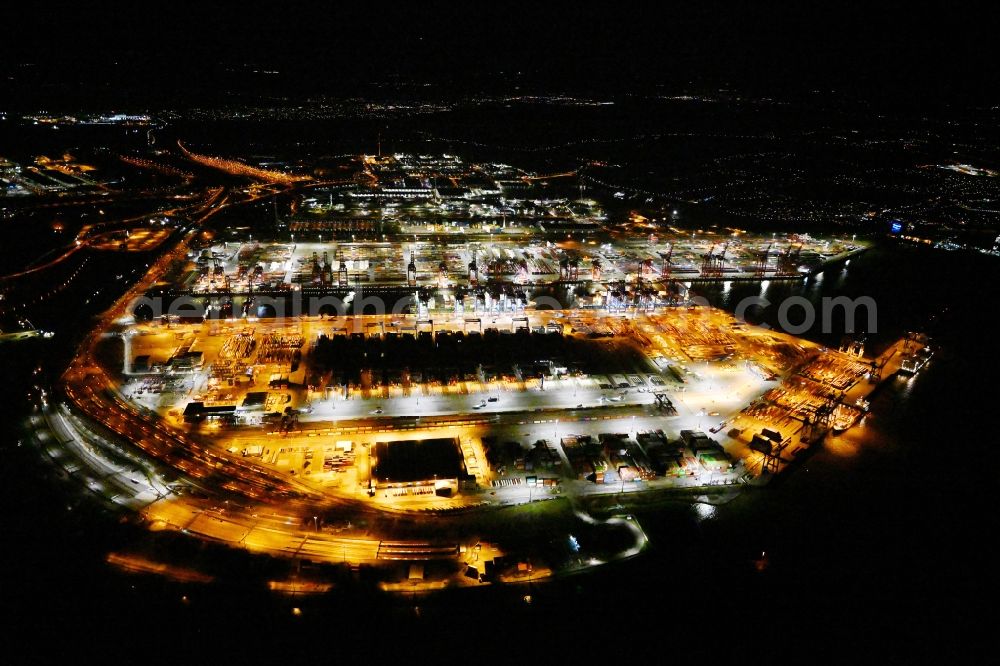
[0, 187, 225, 282]
[58, 183, 338, 503]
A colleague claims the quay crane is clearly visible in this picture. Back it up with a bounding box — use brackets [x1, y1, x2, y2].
[468, 248, 479, 285]
[659, 242, 674, 279]
[777, 243, 803, 276]
[700, 242, 728, 278]
[752, 242, 772, 277]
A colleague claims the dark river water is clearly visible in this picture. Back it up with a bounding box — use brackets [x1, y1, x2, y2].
[1, 237, 995, 658]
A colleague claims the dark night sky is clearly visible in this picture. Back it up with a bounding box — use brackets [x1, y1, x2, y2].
[2, 2, 998, 108]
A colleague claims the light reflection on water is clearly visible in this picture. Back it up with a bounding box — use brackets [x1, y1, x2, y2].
[834, 266, 848, 289]
[695, 245, 913, 349]
[693, 502, 717, 522]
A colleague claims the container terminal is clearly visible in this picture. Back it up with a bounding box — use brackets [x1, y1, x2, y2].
[22, 152, 907, 592]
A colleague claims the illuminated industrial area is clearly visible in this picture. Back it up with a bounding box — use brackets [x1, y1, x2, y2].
[1, 4, 993, 660]
[12, 139, 924, 594]
[0, 94, 957, 638]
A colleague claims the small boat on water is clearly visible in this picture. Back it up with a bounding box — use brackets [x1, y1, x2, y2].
[900, 344, 933, 375]
[831, 404, 862, 433]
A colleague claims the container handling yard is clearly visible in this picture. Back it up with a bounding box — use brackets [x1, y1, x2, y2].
[157, 231, 866, 316]
[25, 152, 905, 592]
[43, 289, 923, 590]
